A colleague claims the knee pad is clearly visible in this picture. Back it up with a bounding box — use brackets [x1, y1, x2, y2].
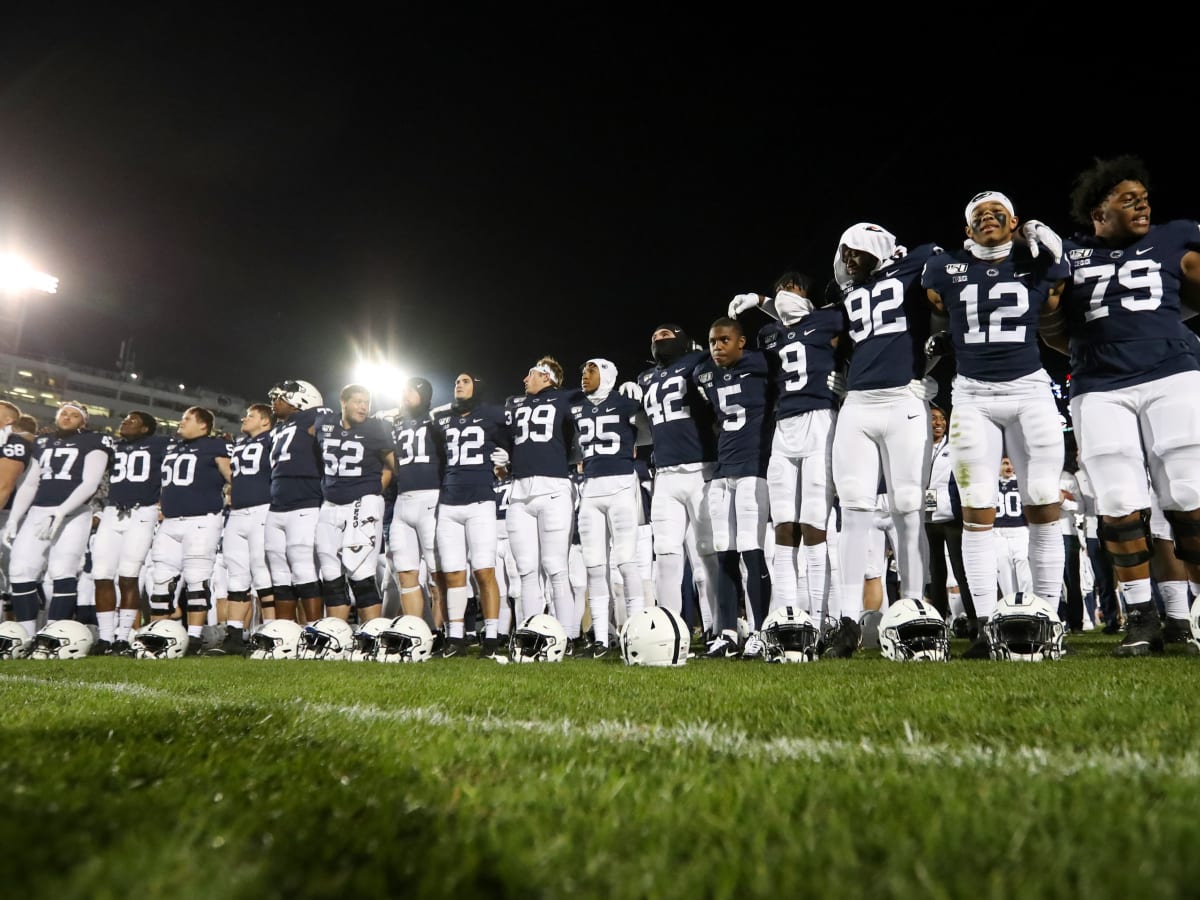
[1024, 475, 1062, 508]
[271, 584, 295, 602]
[293, 581, 320, 602]
[1163, 511, 1200, 564]
[150, 594, 174, 617]
[834, 476, 875, 511]
[321, 578, 350, 608]
[185, 584, 211, 615]
[890, 485, 923, 516]
[349, 577, 380, 609]
[1098, 513, 1153, 568]
[10, 583, 39, 622]
[227, 589, 252, 603]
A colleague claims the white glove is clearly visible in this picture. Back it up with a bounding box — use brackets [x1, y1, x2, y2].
[2, 523, 18, 547]
[727, 293, 761, 318]
[872, 512, 893, 532]
[617, 381, 643, 403]
[490, 448, 510, 468]
[35, 513, 62, 543]
[1020, 219, 1063, 264]
[826, 371, 847, 400]
[907, 376, 938, 402]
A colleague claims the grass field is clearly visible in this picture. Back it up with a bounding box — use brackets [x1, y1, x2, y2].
[2, 631, 1198, 900]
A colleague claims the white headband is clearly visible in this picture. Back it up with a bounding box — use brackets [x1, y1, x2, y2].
[965, 190, 1015, 225]
[530, 364, 559, 386]
[59, 403, 88, 423]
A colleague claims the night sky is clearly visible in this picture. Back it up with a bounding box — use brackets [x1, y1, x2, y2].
[4, 13, 1198, 410]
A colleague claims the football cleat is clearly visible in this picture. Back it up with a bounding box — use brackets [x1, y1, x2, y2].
[820, 617, 861, 659]
[1162, 617, 1191, 644]
[1113, 603, 1164, 658]
[703, 629, 741, 659]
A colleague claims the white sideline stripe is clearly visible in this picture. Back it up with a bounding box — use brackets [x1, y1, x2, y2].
[4, 674, 1199, 779]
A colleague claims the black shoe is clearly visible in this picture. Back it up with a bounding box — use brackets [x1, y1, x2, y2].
[950, 614, 972, 640]
[206, 626, 247, 656]
[89, 639, 113, 656]
[1101, 620, 1122, 635]
[430, 630, 446, 656]
[565, 636, 589, 658]
[704, 630, 741, 659]
[111, 639, 132, 657]
[1163, 617, 1191, 644]
[480, 637, 506, 662]
[186, 635, 204, 657]
[440, 637, 467, 659]
[1114, 604, 1165, 657]
[589, 640, 612, 659]
[820, 616, 861, 659]
[961, 617, 992, 659]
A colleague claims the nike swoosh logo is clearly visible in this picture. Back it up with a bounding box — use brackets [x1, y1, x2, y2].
[739, 372, 752, 378]
[604, 407, 616, 412]
[1136, 247, 1154, 255]
[472, 418, 483, 423]
[884, 269, 900, 276]
[907, 414, 919, 419]
[803, 328, 816, 336]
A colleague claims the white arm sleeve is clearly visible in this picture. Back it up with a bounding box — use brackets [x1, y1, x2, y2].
[54, 449, 109, 519]
[6, 460, 42, 530]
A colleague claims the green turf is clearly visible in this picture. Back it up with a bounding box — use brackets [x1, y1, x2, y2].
[1, 632, 1197, 900]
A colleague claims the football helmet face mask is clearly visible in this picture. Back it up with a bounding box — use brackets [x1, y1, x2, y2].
[986, 592, 1065, 661]
[878, 598, 950, 662]
[350, 616, 392, 662]
[30, 620, 95, 660]
[247, 619, 304, 660]
[130, 619, 189, 659]
[620, 607, 689, 667]
[0, 621, 33, 660]
[376, 615, 435, 663]
[511, 613, 567, 663]
[760, 606, 819, 663]
[298, 617, 355, 660]
[267, 379, 323, 411]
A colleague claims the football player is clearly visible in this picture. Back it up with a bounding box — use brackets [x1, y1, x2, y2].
[0, 402, 34, 621]
[3, 402, 111, 639]
[501, 357, 580, 634]
[208, 403, 275, 655]
[826, 224, 941, 658]
[434, 372, 511, 658]
[390, 377, 445, 623]
[313, 384, 395, 623]
[993, 456, 1032, 598]
[265, 379, 329, 624]
[624, 324, 720, 628]
[91, 411, 170, 654]
[1047, 156, 1200, 656]
[729, 271, 842, 622]
[693, 317, 775, 657]
[569, 357, 648, 656]
[149, 407, 231, 653]
[493, 470, 519, 641]
[922, 191, 1068, 658]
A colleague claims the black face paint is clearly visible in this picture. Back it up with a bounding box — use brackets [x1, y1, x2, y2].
[971, 210, 1008, 231]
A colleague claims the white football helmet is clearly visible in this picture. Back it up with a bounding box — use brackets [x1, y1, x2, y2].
[376, 615, 435, 663]
[0, 621, 33, 660]
[878, 598, 950, 662]
[297, 617, 355, 660]
[30, 620, 95, 660]
[620, 607, 689, 667]
[760, 606, 819, 663]
[130, 619, 189, 659]
[350, 616, 392, 662]
[511, 613, 567, 663]
[247, 619, 304, 660]
[986, 591, 1065, 661]
[268, 379, 323, 411]
[0, 619, 33, 662]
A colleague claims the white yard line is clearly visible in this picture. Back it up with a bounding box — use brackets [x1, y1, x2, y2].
[4, 673, 1198, 779]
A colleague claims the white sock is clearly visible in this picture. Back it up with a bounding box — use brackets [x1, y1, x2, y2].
[654, 553, 684, 614]
[803, 542, 828, 620]
[1160, 581, 1189, 619]
[97, 610, 116, 643]
[618, 562, 643, 618]
[1027, 521, 1065, 604]
[446, 586, 468, 638]
[962, 526, 998, 619]
[187, 625, 202, 638]
[116, 608, 139, 642]
[837, 509, 874, 620]
[484, 618, 498, 639]
[771, 543, 799, 607]
[1124, 578, 1152, 607]
[590, 596, 610, 646]
[891, 509, 926, 599]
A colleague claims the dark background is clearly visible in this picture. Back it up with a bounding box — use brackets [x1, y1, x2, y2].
[3, 12, 1197, 409]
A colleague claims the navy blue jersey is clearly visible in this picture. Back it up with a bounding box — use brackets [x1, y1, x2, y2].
[995, 476, 1026, 527]
[230, 431, 273, 509]
[316, 413, 393, 504]
[922, 247, 1068, 382]
[757, 306, 841, 419]
[31, 431, 112, 508]
[494, 475, 513, 521]
[391, 415, 445, 494]
[841, 243, 941, 390]
[269, 406, 330, 512]
[108, 434, 170, 509]
[437, 403, 510, 506]
[1062, 220, 1200, 396]
[693, 351, 775, 479]
[1, 431, 34, 512]
[160, 436, 230, 518]
[570, 392, 640, 478]
[635, 349, 718, 468]
[505, 388, 578, 480]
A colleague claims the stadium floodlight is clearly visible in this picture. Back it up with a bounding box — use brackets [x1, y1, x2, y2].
[353, 360, 407, 402]
[0, 255, 58, 295]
